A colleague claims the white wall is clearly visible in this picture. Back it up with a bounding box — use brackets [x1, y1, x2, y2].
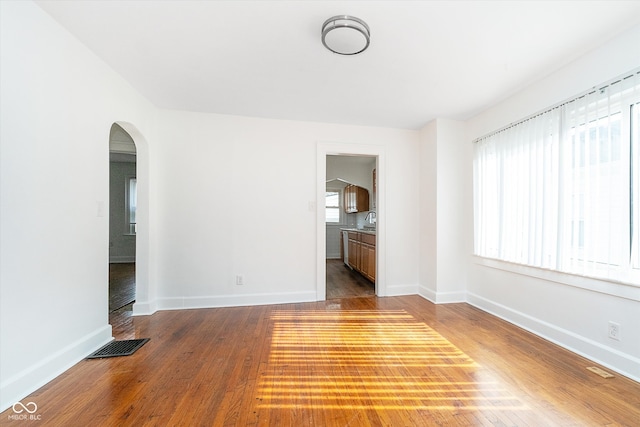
[418, 121, 438, 296]
[465, 24, 640, 381]
[0, 1, 155, 411]
[145, 111, 420, 309]
[418, 119, 471, 303]
[326, 155, 376, 196]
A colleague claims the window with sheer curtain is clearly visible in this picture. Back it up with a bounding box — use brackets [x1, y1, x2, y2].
[473, 69, 640, 285]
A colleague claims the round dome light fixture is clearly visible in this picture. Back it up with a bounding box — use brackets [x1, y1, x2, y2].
[321, 15, 370, 55]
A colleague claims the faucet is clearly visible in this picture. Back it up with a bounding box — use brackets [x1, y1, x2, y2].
[364, 211, 376, 224]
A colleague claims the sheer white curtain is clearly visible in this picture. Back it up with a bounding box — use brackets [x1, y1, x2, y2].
[633, 98, 640, 271]
[474, 69, 640, 284]
[474, 110, 560, 268]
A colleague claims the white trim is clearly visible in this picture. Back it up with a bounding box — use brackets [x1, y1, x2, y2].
[467, 291, 640, 383]
[385, 284, 418, 297]
[418, 286, 437, 303]
[114, 122, 152, 316]
[317, 142, 386, 300]
[156, 291, 317, 311]
[387, 283, 418, 296]
[417, 286, 466, 303]
[474, 256, 640, 302]
[132, 299, 157, 316]
[0, 325, 113, 413]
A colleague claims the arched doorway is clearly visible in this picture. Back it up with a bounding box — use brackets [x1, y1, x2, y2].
[107, 121, 151, 338]
[109, 124, 137, 336]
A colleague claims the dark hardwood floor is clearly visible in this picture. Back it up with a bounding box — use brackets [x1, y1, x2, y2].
[326, 259, 374, 299]
[109, 263, 136, 340]
[3, 295, 639, 426]
[109, 263, 136, 312]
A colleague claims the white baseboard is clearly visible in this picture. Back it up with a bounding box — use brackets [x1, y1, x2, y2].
[0, 325, 113, 413]
[467, 291, 640, 383]
[386, 283, 418, 296]
[132, 299, 157, 316]
[156, 291, 318, 311]
[418, 286, 466, 304]
[418, 286, 437, 303]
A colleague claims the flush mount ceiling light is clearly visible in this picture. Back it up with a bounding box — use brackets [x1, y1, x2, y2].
[321, 15, 370, 55]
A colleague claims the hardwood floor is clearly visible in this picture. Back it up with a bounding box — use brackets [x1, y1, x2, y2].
[3, 296, 639, 426]
[109, 263, 136, 312]
[109, 263, 136, 340]
[326, 259, 374, 299]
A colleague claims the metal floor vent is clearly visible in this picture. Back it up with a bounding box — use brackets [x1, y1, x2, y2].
[87, 338, 150, 359]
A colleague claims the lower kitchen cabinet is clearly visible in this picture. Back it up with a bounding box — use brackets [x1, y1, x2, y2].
[345, 231, 375, 283]
[348, 232, 360, 271]
[360, 234, 376, 282]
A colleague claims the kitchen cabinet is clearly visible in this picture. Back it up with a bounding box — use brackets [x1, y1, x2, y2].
[347, 232, 360, 271]
[344, 184, 370, 213]
[360, 233, 376, 282]
[344, 230, 375, 283]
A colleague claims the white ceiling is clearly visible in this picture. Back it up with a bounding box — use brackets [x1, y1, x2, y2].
[36, 1, 640, 130]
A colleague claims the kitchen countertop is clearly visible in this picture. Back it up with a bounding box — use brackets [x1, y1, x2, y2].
[340, 228, 376, 235]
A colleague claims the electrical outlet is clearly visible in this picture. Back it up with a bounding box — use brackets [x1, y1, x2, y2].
[608, 321, 621, 341]
[235, 275, 244, 286]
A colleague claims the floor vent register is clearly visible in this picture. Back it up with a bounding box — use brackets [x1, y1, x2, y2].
[87, 338, 150, 359]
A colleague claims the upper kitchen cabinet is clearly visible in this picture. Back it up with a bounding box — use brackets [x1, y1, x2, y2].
[344, 184, 369, 213]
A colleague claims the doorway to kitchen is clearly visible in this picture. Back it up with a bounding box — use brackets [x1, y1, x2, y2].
[325, 155, 376, 299]
[316, 142, 386, 301]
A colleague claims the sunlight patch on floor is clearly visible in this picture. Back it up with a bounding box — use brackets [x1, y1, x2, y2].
[256, 310, 528, 411]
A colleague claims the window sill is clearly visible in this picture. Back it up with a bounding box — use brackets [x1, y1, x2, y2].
[472, 256, 640, 302]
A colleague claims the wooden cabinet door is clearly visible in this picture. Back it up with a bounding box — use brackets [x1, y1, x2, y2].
[355, 186, 370, 212]
[344, 185, 354, 213]
[367, 244, 376, 281]
[360, 243, 375, 282]
[360, 242, 369, 278]
[348, 237, 359, 268]
[344, 185, 369, 213]
[359, 233, 376, 282]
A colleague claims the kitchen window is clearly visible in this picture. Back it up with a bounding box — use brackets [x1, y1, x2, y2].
[326, 190, 342, 223]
